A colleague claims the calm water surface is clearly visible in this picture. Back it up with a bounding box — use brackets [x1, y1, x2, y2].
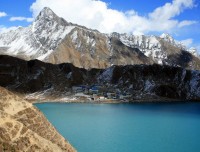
[35, 102, 200, 152]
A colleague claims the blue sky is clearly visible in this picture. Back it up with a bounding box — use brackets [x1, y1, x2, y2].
[0, 0, 200, 51]
[105, 0, 200, 48]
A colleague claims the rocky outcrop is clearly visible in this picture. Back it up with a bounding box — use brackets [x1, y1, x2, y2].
[0, 86, 76, 151]
[0, 55, 87, 93]
[44, 27, 153, 69]
[98, 64, 200, 101]
[0, 55, 200, 101]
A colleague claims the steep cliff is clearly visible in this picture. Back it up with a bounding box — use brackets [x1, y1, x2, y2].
[0, 55, 200, 101]
[98, 64, 200, 101]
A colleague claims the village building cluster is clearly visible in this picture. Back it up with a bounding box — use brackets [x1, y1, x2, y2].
[72, 85, 131, 102]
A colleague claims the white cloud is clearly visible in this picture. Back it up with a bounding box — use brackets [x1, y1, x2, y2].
[10, 17, 34, 22]
[0, 12, 7, 17]
[149, 0, 194, 20]
[30, 0, 197, 34]
[0, 25, 18, 33]
[180, 38, 193, 47]
[178, 20, 198, 27]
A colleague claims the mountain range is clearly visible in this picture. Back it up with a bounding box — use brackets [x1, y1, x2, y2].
[2, 7, 200, 151]
[0, 7, 200, 70]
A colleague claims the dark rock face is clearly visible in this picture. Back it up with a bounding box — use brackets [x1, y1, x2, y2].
[163, 50, 200, 69]
[98, 64, 200, 100]
[0, 55, 200, 101]
[0, 55, 84, 93]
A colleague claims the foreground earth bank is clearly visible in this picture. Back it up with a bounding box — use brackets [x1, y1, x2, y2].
[0, 86, 76, 152]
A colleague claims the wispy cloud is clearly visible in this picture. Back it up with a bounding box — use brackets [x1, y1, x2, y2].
[178, 20, 198, 27]
[10, 17, 34, 22]
[0, 12, 7, 17]
[30, 0, 197, 34]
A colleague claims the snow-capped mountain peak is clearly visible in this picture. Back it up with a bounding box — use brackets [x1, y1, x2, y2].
[160, 33, 175, 44]
[36, 7, 57, 20]
[159, 33, 200, 57]
[0, 7, 76, 60]
[0, 7, 200, 69]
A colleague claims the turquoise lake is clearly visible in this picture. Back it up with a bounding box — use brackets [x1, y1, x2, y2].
[35, 102, 200, 152]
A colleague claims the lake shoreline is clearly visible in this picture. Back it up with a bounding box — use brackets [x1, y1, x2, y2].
[31, 98, 200, 104]
[23, 91, 200, 104]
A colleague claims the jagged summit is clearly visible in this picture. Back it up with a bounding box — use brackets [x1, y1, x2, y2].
[0, 7, 75, 60]
[160, 33, 175, 44]
[42, 7, 54, 13]
[34, 7, 69, 27]
[0, 7, 199, 69]
[36, 7, 57, 20]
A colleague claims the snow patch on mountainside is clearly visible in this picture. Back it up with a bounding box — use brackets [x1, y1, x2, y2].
[0, 8, 76, 60]
[117, 33, 167, 64]
[160, 33, 199, 58]
[71, 30, 78, 43]
[117, 32, 199, 65]
[70, 29, 97, 55]
[0, 7, 199, 68]
[0, 26, 41, 56]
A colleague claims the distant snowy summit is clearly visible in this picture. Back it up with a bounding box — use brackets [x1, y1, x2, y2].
[0, 7, 199, 69]
[160, 33, 198, 57]
[188, 47, 198, 57]
[160, 33, 176, 45]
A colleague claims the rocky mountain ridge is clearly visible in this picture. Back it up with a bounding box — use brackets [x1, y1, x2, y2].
[0, 7, 199, 69]
[0, 55, 200, 101]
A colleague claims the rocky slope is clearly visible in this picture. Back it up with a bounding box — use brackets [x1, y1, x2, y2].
[0, 86, 76, 151]
[0, 7, 199, 69]
[98, 64, 200, 101]
[0, 55, 200, 101]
